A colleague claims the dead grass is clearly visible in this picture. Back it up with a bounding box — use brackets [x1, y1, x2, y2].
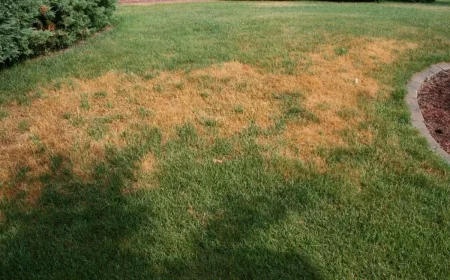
[0, 209, 4, 225]
[0, 37, 417, 198]
[140, 152, 157, 173]
[124, 152, 159, 195]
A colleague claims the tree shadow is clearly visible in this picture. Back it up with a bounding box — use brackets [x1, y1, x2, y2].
[1, 129, 324, 279]
[0, 128, 162, 279]
[149, 137, 326, 279]
[160, 194, 323, 279]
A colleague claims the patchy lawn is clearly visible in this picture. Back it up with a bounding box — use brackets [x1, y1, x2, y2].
[1, 1, 450, 279]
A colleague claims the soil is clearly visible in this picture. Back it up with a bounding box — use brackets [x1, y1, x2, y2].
[418, 69, 450, 154]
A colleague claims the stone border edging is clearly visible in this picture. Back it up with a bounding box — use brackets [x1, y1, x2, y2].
[406, 62, 450, 164]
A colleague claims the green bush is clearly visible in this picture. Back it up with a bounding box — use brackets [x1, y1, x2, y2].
[0, 0, 116, 66]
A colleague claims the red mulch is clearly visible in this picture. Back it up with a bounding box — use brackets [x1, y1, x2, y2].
[418, 69, 450, 154]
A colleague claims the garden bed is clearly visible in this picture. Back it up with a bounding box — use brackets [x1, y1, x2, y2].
[418, 69, 450, 154]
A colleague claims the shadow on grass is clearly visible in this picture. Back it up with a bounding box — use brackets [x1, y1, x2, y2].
[0, 128, 323, 279]
[0, 127, 163, 279]
[162, 194, 322, 279]
[0, 170, 153, 278]
[151, 135, 326, 279]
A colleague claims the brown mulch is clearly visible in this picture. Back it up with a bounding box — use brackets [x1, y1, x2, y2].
[418, 69, 450, 154]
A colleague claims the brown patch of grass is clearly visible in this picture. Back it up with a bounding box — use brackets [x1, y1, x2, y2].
[140, 153, 157, 173]
[277, 38, 416, 157]
[187, 204, 205, 222]
[0, 37, 416, 199]
[123, 152, 159, 195]
[0, 209, 5, 224]
[419, 160, 449, 178]
[311, 156, 328, 174]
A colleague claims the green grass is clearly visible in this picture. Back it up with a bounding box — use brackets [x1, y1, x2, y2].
[1, 1, 450, 279]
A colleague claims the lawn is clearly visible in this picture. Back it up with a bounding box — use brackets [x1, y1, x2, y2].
[1, 1, 450, 279]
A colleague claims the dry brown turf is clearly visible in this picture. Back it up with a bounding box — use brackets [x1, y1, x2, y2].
[0, 38, 417, 199]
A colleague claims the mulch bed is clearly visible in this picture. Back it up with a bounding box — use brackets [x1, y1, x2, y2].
[418, 69, 450, 154]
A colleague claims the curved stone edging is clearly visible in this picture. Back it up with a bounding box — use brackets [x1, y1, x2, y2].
[406, 62, 450, 164]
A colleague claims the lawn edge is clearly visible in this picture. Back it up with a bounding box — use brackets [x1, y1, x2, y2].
[406, 62, 450, 165]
